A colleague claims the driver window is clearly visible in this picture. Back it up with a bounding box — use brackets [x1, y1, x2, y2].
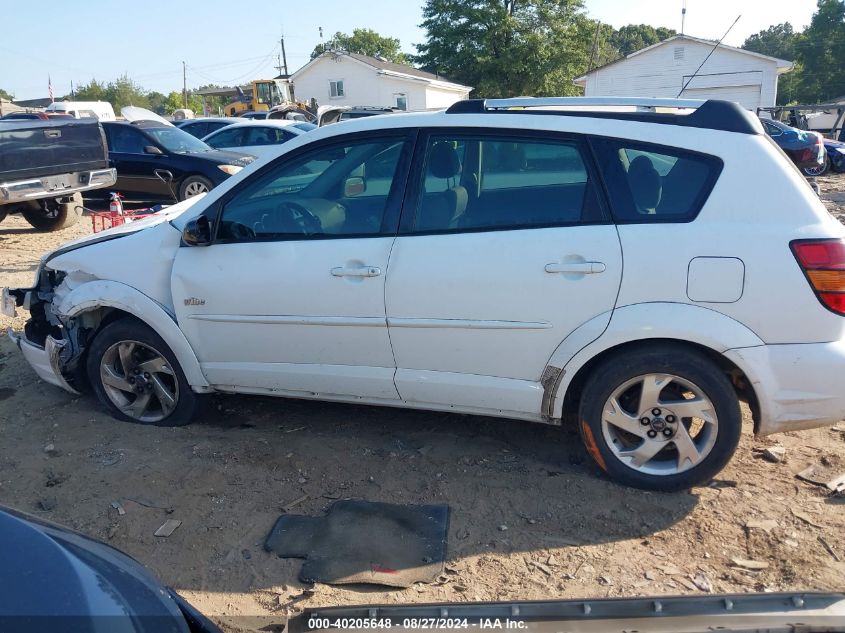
[217, 136, 407, 241]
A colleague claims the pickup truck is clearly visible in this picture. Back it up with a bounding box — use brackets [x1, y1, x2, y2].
[0, 118, 115, 231]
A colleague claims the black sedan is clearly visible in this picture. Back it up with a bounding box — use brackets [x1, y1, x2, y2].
[101, 121, 254, 201]
[0, 506, 219, 632]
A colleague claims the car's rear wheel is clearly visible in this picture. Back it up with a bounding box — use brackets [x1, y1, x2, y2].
[804, 155, 830, 177]
[86, 319, 198, 426]
[178, 175, 213, 201]
[578, 344, 742, 491]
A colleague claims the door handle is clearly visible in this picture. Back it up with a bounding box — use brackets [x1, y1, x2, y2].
[545, 262, 606, 274]
[331, 266, 382, 277]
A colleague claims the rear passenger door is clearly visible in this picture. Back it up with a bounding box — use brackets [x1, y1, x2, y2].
[385, 129, 623, 416]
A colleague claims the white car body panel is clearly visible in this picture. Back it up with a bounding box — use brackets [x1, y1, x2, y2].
[9, 105, 845, 437]
[200, 119, 305, 162]
[171, 237, 399, 400]
[386, 225, 622, 410]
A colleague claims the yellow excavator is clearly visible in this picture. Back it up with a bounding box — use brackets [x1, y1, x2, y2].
[225, 79, 293, 116]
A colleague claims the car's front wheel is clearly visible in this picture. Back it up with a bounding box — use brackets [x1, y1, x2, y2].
[86, 319, 198, 426]
[578, 344, 742, 491]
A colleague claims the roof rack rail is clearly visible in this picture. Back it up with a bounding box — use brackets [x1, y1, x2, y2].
[445, 97, 762, 135]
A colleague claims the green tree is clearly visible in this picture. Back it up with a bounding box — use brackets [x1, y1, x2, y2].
[105, 74, 150, 110]
[743, 22, 801, 105]
[0, 88, 13, 100]
[795, 0, 845, 102]
[311, 28, 409, 63]
[147, 91, 168, 115]
[415, 0, 593, 97]
[74, 79, 108, 101]
[609, 24, 676, 58]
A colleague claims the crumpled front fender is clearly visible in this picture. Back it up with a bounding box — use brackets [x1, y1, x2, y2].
[56, 280, 209, 389]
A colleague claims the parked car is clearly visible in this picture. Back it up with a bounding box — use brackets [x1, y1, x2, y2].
[317, 105, 401, 126]
[238, 111, 269, 120]
[0, 117, 115, 230]
[760, 118, 825, 175]
[100, 120, 254, 201]
[176, 117, 239, 139]
[0, 111, 74, 120]
[6, 97, 845, 492]
[200, 119, 308, 159]
[815, 137, 845, 176]
[0, 505, 220, 632]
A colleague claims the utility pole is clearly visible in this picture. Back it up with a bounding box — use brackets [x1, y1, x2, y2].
[681, 0, 687, 35]
[280, 36, 288, 76]
[182, 61, 187, 108]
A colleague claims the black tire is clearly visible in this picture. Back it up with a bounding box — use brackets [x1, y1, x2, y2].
[804, 155, 830, 177]
[178, 175, 214, 201]
[21, 193, 82, 232]
[0, 209, 7, 224]
[86, 318, 199, 426]
[577, 343, 742, 492]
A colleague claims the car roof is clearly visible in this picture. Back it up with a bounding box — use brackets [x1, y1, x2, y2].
[180, 117, 236, 124]
[103, 120, 172, 130]
[206, 119, 304, 133]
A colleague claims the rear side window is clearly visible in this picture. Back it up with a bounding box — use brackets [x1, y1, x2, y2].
[412, 135, 603, 233]
[592, 139, 722, 223]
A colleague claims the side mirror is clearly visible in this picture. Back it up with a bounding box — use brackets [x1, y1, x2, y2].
[182, 215, 212, 246]
[343, 176, 366, 197]
[144, 145, 165, 156]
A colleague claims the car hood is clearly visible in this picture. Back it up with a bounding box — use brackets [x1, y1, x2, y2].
[173, 148, 255, 166]
[0, 506, 189, 625]
[43, 195, 205, 266]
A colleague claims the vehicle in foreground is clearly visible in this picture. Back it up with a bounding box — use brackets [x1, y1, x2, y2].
[760, 117, 826, 175]
[100, 120, 254, 201]
[201, 119, 309, 159]
[0, 117, 115, 231]
[175, 117, 239, 139]
[5, 97, 845, 491]
[0, 506, 219, 633]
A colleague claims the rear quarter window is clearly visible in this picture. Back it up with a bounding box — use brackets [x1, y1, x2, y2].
[592, 139, 722, 223]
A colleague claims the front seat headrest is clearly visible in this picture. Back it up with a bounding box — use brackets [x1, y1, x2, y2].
[428, 142, 462, 179]
[627, 155, 662, 211]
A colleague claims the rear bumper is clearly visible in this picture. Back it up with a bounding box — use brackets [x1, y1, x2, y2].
[726, 341, 845, 436]
[7, 329, 79, 395]
[0, 168, 115, 205]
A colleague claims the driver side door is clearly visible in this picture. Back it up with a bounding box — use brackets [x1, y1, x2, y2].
[171, 131, 415, 401]
[104, 125, 172, 197]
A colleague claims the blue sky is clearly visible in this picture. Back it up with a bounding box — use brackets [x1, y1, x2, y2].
[1, 1, 818, 100]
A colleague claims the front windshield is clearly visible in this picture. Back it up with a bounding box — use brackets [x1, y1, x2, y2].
[145, 127, 212, 154]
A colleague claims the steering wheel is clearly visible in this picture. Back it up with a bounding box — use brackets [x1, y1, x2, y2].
[227, 221, 255, 240]
[277, 200, 322, 235]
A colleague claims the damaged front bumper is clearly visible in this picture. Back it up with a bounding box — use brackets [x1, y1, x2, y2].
[7, 329, 80, 395]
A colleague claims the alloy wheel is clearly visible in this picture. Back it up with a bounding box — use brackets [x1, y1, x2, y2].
[99, 340, 179, 423]
[600, 373, 719, 476]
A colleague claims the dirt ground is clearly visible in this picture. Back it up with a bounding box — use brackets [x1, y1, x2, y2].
[1, 183, 845, 627]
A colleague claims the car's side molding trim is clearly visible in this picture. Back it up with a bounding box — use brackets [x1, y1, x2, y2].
[188, 314, 385, 327]
[387, 318, 553, 330]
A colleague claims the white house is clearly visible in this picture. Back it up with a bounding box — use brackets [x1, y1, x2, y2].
[574, 35, 794, 111]
[290, 51, 472, 111]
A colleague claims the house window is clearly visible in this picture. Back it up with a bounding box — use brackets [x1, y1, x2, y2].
[329, 80, 344, 98]
[674, 46, 685, 60]
[394, 93, 408, 111]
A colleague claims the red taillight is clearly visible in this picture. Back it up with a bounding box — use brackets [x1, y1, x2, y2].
[791, 238, 845, 315]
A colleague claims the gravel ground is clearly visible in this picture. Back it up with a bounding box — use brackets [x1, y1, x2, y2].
[0, 182, 844, 629]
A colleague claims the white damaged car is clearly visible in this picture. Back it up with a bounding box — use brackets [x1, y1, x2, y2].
[6, 97, 845, 491]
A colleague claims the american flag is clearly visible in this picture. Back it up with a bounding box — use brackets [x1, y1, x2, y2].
[48, 76, 53, 102]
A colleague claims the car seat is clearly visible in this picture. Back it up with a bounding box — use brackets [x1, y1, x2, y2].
[627, 155, 662, 214]
[416, 143, 468, 230]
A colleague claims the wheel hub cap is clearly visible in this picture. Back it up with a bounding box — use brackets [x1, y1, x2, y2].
[100, 340, 178, 423]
